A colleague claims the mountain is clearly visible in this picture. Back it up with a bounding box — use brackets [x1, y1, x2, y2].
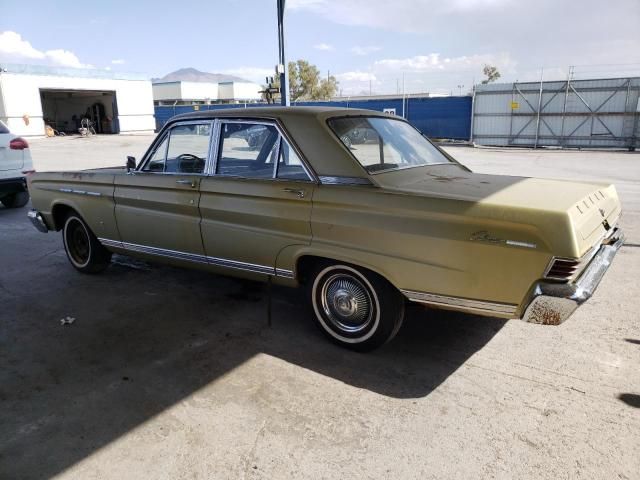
[152, 68, 250, 84]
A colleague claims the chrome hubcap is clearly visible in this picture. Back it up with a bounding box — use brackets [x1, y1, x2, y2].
[321, 274, 373, 333]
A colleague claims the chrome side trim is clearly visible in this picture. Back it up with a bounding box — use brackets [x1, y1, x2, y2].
[97, 238, 294, 278]
[275, 268, 295, 279]
[207, 256, 273, 275]
[319, 176, 373, 186]
[401, 289, 518, 318]
[99, 238, 122, 249]
[59, 188, 102, 197]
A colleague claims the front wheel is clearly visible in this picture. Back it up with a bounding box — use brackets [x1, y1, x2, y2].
[309, 263, 405, 351]
[62, 213, 111, 273]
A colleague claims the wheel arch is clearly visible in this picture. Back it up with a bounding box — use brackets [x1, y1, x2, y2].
[294, 251, 400, 292]
[50, 201, 86, 231]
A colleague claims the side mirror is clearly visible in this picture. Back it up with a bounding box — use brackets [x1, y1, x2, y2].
[126, 156, 136, 172]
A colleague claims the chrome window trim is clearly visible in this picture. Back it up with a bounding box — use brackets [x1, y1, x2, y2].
[401, 289, 518, 318]
[97, 238, 294, 279]
[319, 176, 373, 186]
[207, 119, 222, 176]
[138, 120, 215, 175]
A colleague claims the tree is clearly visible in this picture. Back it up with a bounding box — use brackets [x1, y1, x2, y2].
[481, 64, 501, 84]
[262, 59, 338, 103]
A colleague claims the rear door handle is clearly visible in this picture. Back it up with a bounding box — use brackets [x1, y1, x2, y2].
[283, 188, 305, 198]
[176, 179, 196, 188]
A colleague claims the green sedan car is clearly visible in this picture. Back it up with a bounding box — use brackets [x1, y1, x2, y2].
[28, 107, 623, 350]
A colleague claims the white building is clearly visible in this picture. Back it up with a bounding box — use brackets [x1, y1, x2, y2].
[153, 80, 262, 105]
[0, 64, 155, 136]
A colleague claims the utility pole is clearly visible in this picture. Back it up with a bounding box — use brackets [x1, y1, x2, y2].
[276, 0, 289, 106]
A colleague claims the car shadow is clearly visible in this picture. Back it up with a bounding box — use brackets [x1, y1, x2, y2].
[617, 393, 640, 408]
[1, 258, 506, 478]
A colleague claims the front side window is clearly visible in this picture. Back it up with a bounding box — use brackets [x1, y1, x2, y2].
[328, 117, 451, 174]
[143, 135, 169, 172]
[217, 123, 279, 179]
[143, 123, 210, 174]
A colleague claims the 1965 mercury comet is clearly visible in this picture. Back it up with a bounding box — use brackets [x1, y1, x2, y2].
[27, 107, 624, 351]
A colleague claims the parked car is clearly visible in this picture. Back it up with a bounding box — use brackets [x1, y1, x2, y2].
[27, 107, 624, 351]
[0, 120, 34, 208]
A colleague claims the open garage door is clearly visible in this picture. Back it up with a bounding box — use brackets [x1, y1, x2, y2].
[40, 89, 119, 134]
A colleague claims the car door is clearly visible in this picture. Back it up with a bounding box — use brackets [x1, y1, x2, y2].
[198, 119, 315, 276]
[113, 121, 213, 259]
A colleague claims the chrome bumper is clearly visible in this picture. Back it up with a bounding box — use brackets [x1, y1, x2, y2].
[27, 209, 49, 233]
[522, 228, 624, 325]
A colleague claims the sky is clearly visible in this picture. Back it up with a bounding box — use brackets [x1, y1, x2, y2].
[1, 0, 639, 96]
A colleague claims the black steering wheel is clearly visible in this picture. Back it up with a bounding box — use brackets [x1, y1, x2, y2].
[176, 153, 203, 173]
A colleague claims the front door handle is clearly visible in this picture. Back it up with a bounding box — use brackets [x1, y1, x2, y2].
[176, 179, 196, 188]
[283, 187, 305, 198]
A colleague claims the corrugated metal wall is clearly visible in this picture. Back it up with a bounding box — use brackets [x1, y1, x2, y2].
[472, 77, 640, 148]
[154, 96, 472, 140]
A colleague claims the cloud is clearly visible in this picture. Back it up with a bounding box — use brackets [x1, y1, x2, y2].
[0, 31, 93, 68]
[111, 59, 125, 65]
[223, 67, 274, 83]
[314, 43, 334, 51]
[351, 46, 381, 56]
[336, 71, 377, 82]
[286, 0, 640, 75]
[374, 52, 516, 74]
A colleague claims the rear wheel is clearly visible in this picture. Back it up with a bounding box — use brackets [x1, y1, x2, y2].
[62, 213, 111, 273]
[309, 262, 405, 351]
[1, 191, 29, 208]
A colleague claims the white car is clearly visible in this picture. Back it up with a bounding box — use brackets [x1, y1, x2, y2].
[0, 120, 34, 208]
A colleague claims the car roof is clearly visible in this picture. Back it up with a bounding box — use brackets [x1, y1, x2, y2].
[168, 106, 402, 179]
[171, 105, 391, 122]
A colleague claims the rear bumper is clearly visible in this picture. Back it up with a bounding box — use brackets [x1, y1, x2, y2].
[0, 176, 27, 195]
[522, 227, 624, 325]
[28, 209, 49, 233]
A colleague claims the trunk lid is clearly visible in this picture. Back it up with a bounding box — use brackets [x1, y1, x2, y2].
[374, 164, 621, 257]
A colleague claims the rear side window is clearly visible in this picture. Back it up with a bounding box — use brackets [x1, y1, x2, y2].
[0, 121, 9, 134]
[217, 123, 279, 179]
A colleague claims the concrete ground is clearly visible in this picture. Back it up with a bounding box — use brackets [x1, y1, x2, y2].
[1, 134, 639, 479]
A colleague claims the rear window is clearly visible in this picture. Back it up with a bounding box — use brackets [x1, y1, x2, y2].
[0, 121, 9, 134]
[328, 116, 451, 174]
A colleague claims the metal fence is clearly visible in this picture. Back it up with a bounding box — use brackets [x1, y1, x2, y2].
[154, 95, 472, 140]
[472, 77, 640, 149]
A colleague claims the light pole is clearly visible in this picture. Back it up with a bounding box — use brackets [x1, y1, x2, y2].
[457, 84, 464, 96]
[277, 0, 289, 106]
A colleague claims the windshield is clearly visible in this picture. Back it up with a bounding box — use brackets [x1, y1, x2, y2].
[328, 116, 452, 174]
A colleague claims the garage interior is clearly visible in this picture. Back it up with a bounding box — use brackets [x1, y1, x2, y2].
[40, 89, 119, 135]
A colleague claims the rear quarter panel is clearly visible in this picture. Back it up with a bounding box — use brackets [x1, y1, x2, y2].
[306, 184, 554, 308]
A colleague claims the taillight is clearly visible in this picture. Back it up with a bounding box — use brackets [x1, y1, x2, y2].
[9, 137, 29, 150]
